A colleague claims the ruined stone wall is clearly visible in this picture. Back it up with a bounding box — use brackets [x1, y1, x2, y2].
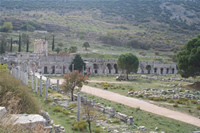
[34, 39, 48, 56]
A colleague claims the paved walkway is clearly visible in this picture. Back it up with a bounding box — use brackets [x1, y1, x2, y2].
[81, 85, 200, 127]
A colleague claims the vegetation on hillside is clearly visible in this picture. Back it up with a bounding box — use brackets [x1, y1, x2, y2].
[0, 0, 200, 53]
[0, 69, 40, 114]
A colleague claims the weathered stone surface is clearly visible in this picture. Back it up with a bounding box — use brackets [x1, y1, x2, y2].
[10, 114, 46, 128]
[0, 107, 7, 120]
[138, 126, 147, 131]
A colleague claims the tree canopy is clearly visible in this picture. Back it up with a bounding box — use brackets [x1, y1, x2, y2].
[69, 46, 77, 53]
[69, 54, 86, 72]
[83, 42, 90, 50]
[55, 47, 61, 54]
[177, 34, 200, 78]
[62, 70, 88, 101]
[2, 22, 13, 32]
[117, 53, 139, 80]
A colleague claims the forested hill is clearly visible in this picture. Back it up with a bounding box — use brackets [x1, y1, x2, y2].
[1, 0, 200, 30]
[1, 0, 200, 51]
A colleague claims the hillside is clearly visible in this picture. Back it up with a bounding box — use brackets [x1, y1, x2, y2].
[0, 0, 200, 58]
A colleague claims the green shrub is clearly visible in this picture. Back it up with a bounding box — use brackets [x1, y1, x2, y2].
[45, 98, 53, 104]
[129, 88, 135, 91]
[72, 120, 88, 131]
[63, 110, 71, 115]
[53, 106, 63, 112]
[94, 127, 102, 133]
[191, 100, 198, 104]
[173, 104, 178, 107]
[112, 118, 120, 123]
[176, 99, 186, 104]
[168, 99, 174, 103]
[67, 103, 77, 108]
[180, 89, 185, 92]
[148, 97, 153, 100]
[197, 105, 200, 110]
[138, 94, 143, 98]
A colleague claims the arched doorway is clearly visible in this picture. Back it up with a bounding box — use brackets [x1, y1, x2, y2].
[63, 66, 66, 74]
[52, 66, 55, 74]
[44, 66, 48, 74]
[93, 64, 98, 74]
[114, 64, 118, 74]
[172, 68, 175, 74]
[166, 68, 169, 74]
[107, 64, 112, 74]
[154, 68, 157, 74]
[146, 65, 151, 74]
[161, 68, 163, 74]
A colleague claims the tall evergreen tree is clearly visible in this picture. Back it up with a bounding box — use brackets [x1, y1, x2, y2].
[0, 39, 6, 54]
[26, 39, 29, 52]
[69, 54, 86, 72]
[18, 34, 21, 52]
[10, 38, 13, 52]
[52, 34, 55, 51]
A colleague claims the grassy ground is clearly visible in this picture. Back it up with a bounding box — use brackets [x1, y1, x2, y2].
[86, 75, 200, 117]
[79, 91, 200, 133]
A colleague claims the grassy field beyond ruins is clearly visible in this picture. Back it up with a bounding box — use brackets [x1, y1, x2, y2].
[1, 0, 200, 132]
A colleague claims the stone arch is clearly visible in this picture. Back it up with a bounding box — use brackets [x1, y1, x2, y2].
[63, 66, 66, 74]
[146, 65, 151, 74]
[93, 64, 99, 74]
[160, 68, 163, 74]
[44, 66, 48, 74]
[52, 66, 55, 74]
[166, 68, 169, 74]
[172, 68, 175, 74]
[154, 68, 157, 74]
[114, 64, 118, 74]
[107, 64, 112, 74]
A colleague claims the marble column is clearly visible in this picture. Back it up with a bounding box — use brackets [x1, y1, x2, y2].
[77, 92, 81, 121]
[40, 76, 42, 96]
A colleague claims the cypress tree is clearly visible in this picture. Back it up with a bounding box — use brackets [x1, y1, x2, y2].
[26, 39, 29, 52]
[0, 40, 5, 54]
[10, 38, 13, 52]
[52, 34, 55, 51]
[18, 34, 21, 52]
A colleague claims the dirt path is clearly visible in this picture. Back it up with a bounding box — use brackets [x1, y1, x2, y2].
[49, 77, 200, 127]
[50, 79, 131, 84]
[81, 85, 200, 127]
[88, 80, 132, 84]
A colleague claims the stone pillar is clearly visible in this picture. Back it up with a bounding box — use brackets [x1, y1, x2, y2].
[84, 97, 87, 105]
[54, 65, 56, 76]
[35, 76, 38, 93]
[46, 78, 49, 100]
[128, 116, 134, 125]
[57, 79, 59, 92]
[92, 99, 95, 107]
[72, 64, 74, 72]
[61, 66, 63, 75]
[77, 92, 81, 121]
[40, 76, 42, 96]
[31, 75, 33, 90]
[26, 72, 28, 85]
[48, 78, 51, 87]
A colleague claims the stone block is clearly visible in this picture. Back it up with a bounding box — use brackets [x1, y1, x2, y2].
[10, 114, 46, 128]
[0, 107, 7, 120]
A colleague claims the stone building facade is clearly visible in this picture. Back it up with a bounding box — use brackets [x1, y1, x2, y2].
[0, 39, 178, 75]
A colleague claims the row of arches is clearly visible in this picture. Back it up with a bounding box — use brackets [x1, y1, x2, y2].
[44, 66, 66, 74]
[93, 63, 118, 74]
[144, 65, 175, 74]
